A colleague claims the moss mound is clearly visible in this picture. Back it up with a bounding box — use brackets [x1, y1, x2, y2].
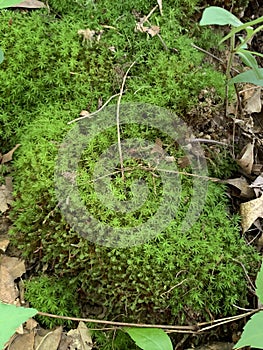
[0, 0, 259, 332]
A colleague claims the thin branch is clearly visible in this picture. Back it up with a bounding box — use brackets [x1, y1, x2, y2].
[37, 311, 197, 331]
[116, 60, 137, 180]
[191, 43, 240, 74]
[68, 93, 120, 125]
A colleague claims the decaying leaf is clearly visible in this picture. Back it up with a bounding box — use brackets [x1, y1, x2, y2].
[78, 29, 95, 44]
[0, 237, 10, 252]
[240, 195, 263, 233]
[157, 0, 163, 15]
[7, 0, 46, 8]
[36, 327, 62, 350]
[241, 85, 262, 114]
[135, 18, 160, 37]
[8, 332, 35, 350]
[250, 174, 263, 197]
[67, 322, 93, 350]
[0, 177, 13, 213]
[236, 142, 254, 175]
[1, 144, 20, 164]
[224, 177, 255, 199]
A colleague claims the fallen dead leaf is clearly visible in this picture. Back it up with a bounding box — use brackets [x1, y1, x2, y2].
[1, 256, 26, 280]
[240, 195, 263, 233]
[1, 145, 20, 164]
[8, 331, 35, 350]
[242, 85, 262, 114]
[0, 264, 18, 303]
[25, 318, 38, 332]
[250, 174, 263, 197]
[157, 0, 163, 15]
[135, 20, 160, 37]
[78, 29, 95, 44]
[224, 177, 255, 199]
[236, 142, 254, 174]
[0, 185, 12, 212]
[67, 322, 93, 350]
[9, 0, 46, 8]
[37, 327, 63, 350]
[78, 322, 93, 350]
[0, 236, 10, 252]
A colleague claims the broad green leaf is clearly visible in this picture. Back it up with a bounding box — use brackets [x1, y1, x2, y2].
[256, 260, 263, 304]
[0, 48, 3, 64]
[230, 68, 263, 86]
[125, 328, 173, 350]
[234, 311, 263, 349]
[0, 302, 37, 349]
[237, 50, 259, 71]
[220, 17, 263, 44]
[200, 6, 243, 27]
[0, 0, 21, 9]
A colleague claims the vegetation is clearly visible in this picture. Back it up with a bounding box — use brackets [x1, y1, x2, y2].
[0, 0, 261, 348]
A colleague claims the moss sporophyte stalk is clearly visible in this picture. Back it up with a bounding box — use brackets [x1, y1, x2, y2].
[1, 0, 259, 347]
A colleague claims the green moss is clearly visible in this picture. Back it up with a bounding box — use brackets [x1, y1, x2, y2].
[2, 0, 259, 337]
[24, 275, 80, 328]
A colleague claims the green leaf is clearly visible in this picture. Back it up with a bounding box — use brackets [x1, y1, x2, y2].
[237, 50, 259, 71]
[0, 0, 21, 9]
[220, 17, 263, 44]
[230, 68, 263, 86]
[200, 6, 243, 27]
[256, 260, 263, 304]
[0, 302, 38, 349]
[125, 328, 173, 350]
[0, 48, 3, 64]
[234, 311, 263, 349]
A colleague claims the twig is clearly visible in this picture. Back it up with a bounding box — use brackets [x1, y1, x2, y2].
[37, 311, 197, 331]
[67, 93, 120, 124]
[37, 309, 260, 334]
[89, 165, 223, 184]
[196, 309, 258, 332]
[191, 43, 240, 74]
[188, 138, 229, 146]
[116, 60, 137, 179]
[232, 258, 256, 293]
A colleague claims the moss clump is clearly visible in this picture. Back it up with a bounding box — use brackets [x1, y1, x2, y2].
[24, 275, 80, 328]
[2, 0, 259, 334]
[10, 113, 259, 326]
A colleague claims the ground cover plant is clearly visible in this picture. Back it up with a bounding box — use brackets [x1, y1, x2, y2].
[0, 0, 261, 348]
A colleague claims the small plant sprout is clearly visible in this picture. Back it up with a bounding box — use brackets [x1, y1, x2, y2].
[200, 7, 263, 87]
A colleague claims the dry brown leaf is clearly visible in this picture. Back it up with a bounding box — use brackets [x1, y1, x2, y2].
[240, 195, 263, 233]
[0, 265, 18, 303]
[78, 322, 93, 350]
[0, 183, 13, 213]
[242, 86, 262, 114]
[8, 332, 35, 350]
[0, 237, 10, 252]
[1, 256, 26, 280]
[157, 0, 163, 15]
[151, 138, 164, 155]
[236, 142, 254, 174]
[147, 25, 160, 37]
[67, 322, 93, 350]
[37, 327, 63, 350]
[25, 318, 38, 332]
[78, 29, 95, 44]
[224, 177, 255, 199]
[1, 144, 21, 164]
[250, 174, 263, 197]
[10, 0, 46, 8]
[79, 110, 90, 118]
